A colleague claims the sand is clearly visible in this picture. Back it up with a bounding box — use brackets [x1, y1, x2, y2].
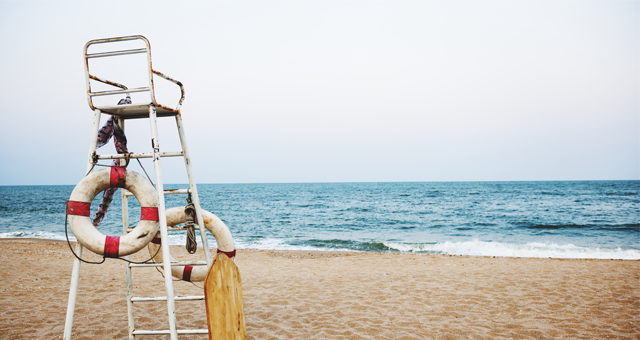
[0, 238, 638, 339]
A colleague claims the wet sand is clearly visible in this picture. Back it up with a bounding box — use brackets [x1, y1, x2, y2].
[0, 238, 638, 339]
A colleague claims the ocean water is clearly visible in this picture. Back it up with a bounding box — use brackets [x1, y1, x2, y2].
[0, 181, 638, 259]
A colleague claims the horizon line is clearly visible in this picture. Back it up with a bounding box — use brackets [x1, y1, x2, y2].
[1, 178, 639, 187]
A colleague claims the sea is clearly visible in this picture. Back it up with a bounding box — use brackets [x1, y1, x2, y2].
[1, 181, 638, 259]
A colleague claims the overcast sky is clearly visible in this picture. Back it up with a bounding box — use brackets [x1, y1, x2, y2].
[0, 0, 638, 185]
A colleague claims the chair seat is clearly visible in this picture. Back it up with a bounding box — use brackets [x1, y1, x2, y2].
[95, 103, 179, 120]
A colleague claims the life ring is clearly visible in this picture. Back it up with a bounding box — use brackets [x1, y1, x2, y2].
[147, 207, 236, 282]
[66, 167, 159, 257]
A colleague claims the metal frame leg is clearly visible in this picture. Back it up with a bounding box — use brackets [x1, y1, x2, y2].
[64, 109, 102, 340]
[175, 115, 212, 266]
[119, 119, 136, 340]
[149, 105, 178, 340]
[123, 188, 136, 339]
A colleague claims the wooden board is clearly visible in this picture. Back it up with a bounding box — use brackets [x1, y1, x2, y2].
[204, 253, 247, 340]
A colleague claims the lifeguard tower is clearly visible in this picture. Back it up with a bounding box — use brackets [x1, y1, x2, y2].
[63, 35, 242, 340]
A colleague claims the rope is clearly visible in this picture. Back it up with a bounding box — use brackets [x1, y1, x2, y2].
[88, 155, 131, 169]
[184, 194, 198, 254]
[136, 158, 155, 187]
[65, 213, 105, 265]
[85, 163, 96, 177]
[154, 263, 205, 287]
[186, 225, 198, 254]
[64, 212, 162, 265]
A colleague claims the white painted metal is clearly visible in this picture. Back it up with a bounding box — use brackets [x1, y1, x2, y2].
[83, 35, 185, 118]
[127, 226, 198, 232]
[131, 295, 204, 302]
[129, 260, 207, 268]
[120, 120, 137, 340]
[148, 104, 179, 340]
[89, 87, 150, 97]
[96, 151, 184, 160]
[123, 188, 136, 340]
[86, 48, 148, 58]
[124, 188, 190, 197]
[89, 104, 179, 119]
[63, 109, 102, 340]
[175, 115, 213, 266]
[163, 226, 191, 231]
[86, 110, 103, 173]
[133, 329, 208, 335]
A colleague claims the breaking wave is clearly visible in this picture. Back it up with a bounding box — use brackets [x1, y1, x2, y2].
[383, 240, 640, 260]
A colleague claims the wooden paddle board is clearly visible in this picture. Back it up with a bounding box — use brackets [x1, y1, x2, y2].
[204, 253, 247, 340]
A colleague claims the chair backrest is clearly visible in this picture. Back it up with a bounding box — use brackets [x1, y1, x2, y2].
[83, 35, 185, 118]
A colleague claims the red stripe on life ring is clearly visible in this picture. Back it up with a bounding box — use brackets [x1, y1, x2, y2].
[140, 207, 159, 221]
[66, 201, 91, 216]
[183, 266, 193, 281]
[217, 248, 236, 258]
[110, 167, 126, 188]
[104, 236, 120, 258]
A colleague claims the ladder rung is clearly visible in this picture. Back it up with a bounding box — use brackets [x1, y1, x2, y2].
[132, 295, 204, 302]
[125, 188, 190, 197]
[127, 226, 189, 232]
[129, 261, 207, 268]
[133, 329, 208, 335]
[166, 226, 187, 231]
[96, 151, 183, 160]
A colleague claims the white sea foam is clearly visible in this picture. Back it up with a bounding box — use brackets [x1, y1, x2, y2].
[163, 235, 323, 251]
[233, 238, 333, 251]
[384, 240, 640, 260]
[0, 231, 74, 241]
[3, 231, 638, 259]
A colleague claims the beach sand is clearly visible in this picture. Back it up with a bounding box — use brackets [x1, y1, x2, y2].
[0, 239, 638, 339]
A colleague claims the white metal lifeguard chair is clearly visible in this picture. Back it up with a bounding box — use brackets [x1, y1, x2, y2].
[64, 35, 212, 339]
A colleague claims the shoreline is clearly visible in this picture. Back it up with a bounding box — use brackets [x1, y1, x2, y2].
[1, 237, 638, 261]
[0, 238, 638, 339]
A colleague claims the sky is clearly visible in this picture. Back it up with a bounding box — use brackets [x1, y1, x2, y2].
[0, 0, 638, 185]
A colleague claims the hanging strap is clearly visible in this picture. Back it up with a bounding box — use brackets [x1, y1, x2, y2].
[92, 97, 131, 227]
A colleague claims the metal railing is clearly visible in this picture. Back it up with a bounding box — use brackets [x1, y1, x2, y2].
[83, 35, 186, 115]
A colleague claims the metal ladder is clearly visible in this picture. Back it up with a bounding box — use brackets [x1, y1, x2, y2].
[63, 35, 211, 340]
